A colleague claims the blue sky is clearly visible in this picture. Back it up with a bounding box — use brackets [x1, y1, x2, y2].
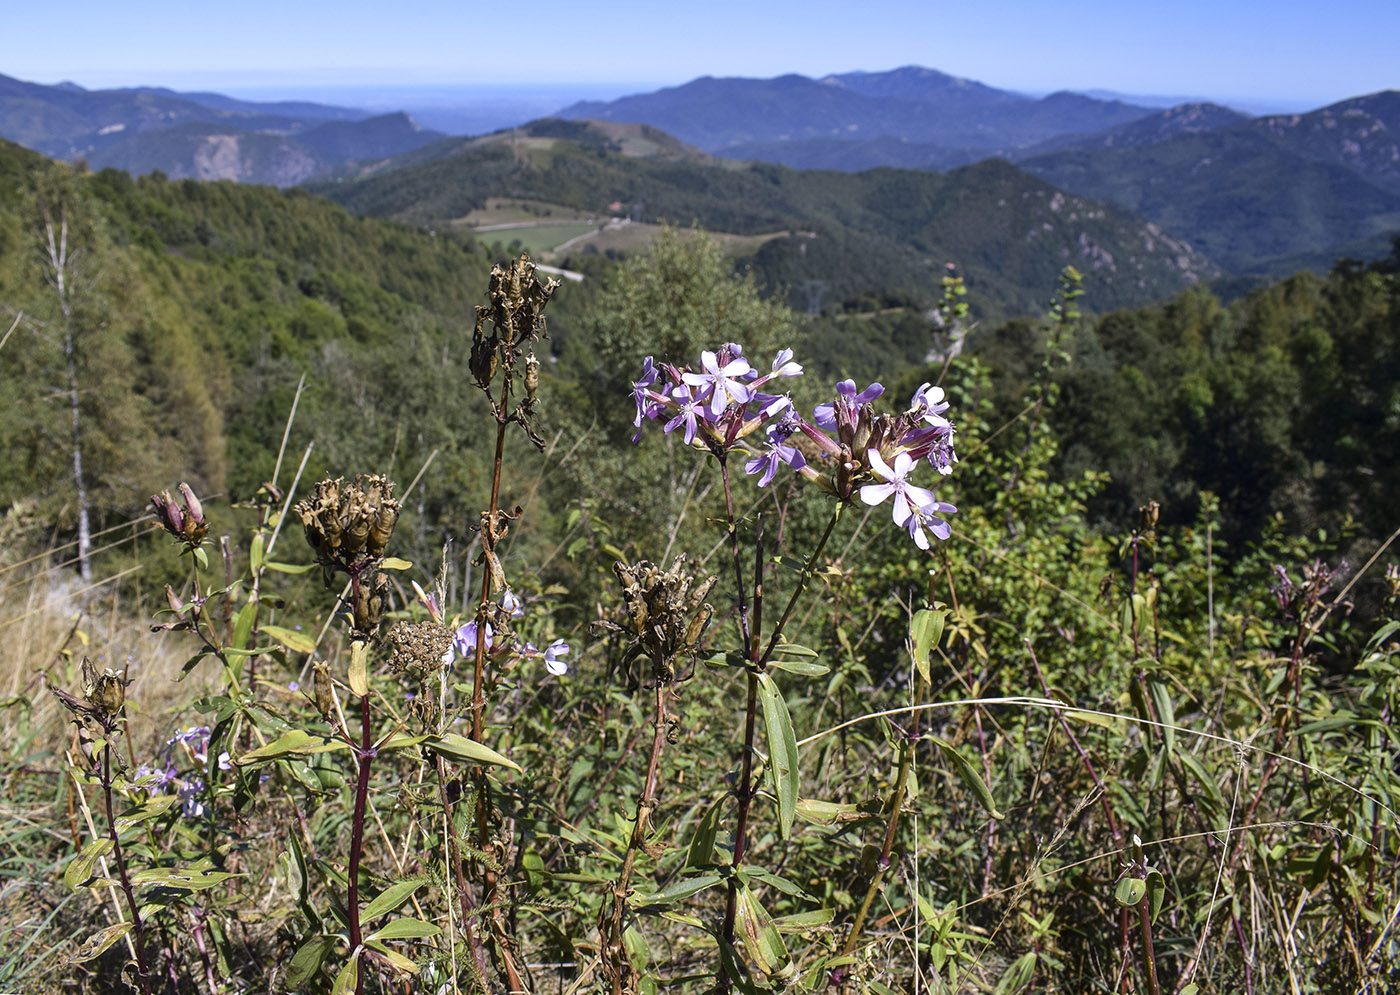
[5, 0, 1396, 110]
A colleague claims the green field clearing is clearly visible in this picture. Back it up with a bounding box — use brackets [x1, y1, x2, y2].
[453, 197, 599, 227]
[488, 222, 601, 256]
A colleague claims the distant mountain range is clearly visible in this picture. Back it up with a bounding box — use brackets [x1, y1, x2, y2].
[560, 68, 1400, 276]
[4, 64, 1397, 307]
[560, 66, 1156, 152]
[0, 73, 445, 185]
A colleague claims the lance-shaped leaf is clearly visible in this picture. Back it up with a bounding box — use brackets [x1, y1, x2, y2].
[933, 737, 1005, 820]
[263, 624, 317, 655]
[369, 918, 441, 941]
[285, 934, 336, 989]
[424, 733, 521, 772]
[735, 885, 790, 976]
[348, 640, 369, 697]
[64, 838, 114, 889]
[361, 878, 427, 922]
[909, 608, 945, 684]
[71, 921, 133, 963]
[630, 872, 723, 906]
[237, 729, 349, 764]
[757, 673, 800, 840]
[685, 796, 724, 868]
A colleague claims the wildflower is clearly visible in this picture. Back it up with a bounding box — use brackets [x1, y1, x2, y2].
[682, 347, 753, 417]
[631, 356, 659, 428]
[909, 382, 951, 428]
[859, 450, 940, 529]
[903, 500, 957, 550]
[663, 385, 709, 446]
[522, 639, 572, 676]
[814, 379, 884, 431]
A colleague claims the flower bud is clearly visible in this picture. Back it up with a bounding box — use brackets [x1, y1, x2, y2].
[165, 585, 184, 613]
[178, 482, 204, 526]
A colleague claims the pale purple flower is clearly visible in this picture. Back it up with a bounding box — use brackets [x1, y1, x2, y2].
[767, 348, 803, 379]
[179, 778, 207, 819]
[631, 357, 659, 428]
[500, 588, 524, 619]
[814, 380, 884, 430]
[903, 500, 957, 550]
[910, 382, 951, 428]
[663, 384, 708, 445]
[543, 640, 571, 676]
[521, 639, 572, 676]
[859, 450, 939, 527]
[745, 443, 806, 487]
[682, 349, 753, 417]
[453, 620, 494, 658]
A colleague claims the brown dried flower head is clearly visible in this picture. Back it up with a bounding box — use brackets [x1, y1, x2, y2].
[294, 474, 400, 580]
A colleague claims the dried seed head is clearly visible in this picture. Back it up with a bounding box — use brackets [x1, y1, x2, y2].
[386, 620, 453, 678]
[312, 661, 334, 718]
[294, 475, 400, 581]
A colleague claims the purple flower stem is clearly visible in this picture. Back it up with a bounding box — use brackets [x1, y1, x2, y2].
[347, 689, 373, 995]
[718, 459, 757, 983]
[103, 739, 153, 995]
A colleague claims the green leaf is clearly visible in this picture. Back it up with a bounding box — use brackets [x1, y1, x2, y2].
[771, 907, 835, 932]
[909, 608, 946, 684]
[128, 868, 239, 891]
[361, 878, 427, 922]
[1147, 679, 1175, 758]
[237, 729, 349, 764]
[70, 921, 133, 963]
[1146, 868, 1166, 922]
[113, 792, 180, 832]
[1180, 985, 1199, 995]
[1115, 877, 1147, 907]
[230, 597, 259, 653]
[262, 624, 316, 655]
[64, 838, 114, 889]
[249, 532, 264, 574]
[193, 546, 209, 571]
[285, 934, 335, 988]
[330, 953, 358, 995]
[424, 733, 521, 772]
[685, 796, 723, 868]
[757, 673, 800, 841]
[380, 557, 413, 571]
[934, 737, 1004, 820]
[369, 917, 441, 941]
[735, 885, 789, 976]
[765, 657, 830, 677]
[264, 560, 316, 574]
[794, 798, 863, 826]
[630, 873, 723, 906]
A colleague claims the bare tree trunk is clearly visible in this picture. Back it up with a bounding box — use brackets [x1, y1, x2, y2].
[44, 210, 92, 581]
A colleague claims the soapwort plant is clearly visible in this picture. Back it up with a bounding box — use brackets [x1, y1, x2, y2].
[624, 340, 962, 987]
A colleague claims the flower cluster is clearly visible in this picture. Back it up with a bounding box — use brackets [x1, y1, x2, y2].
[631, 346, 959, 547]
[134, 725, 232, 819]
[443, 588, 571, 677]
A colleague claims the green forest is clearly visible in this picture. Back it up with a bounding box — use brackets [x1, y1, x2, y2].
[2, 138, 1399, 994]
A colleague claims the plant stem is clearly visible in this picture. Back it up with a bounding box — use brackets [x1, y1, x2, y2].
[347, 690, 373, 995]
[603, 681, 672, 995]
[103, 739, 152, 995]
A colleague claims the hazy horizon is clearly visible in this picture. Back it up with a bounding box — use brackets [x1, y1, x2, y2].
[6, 0, 1395, 117]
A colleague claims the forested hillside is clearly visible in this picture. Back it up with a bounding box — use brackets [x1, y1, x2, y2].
[3, 138, 1400, 995]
